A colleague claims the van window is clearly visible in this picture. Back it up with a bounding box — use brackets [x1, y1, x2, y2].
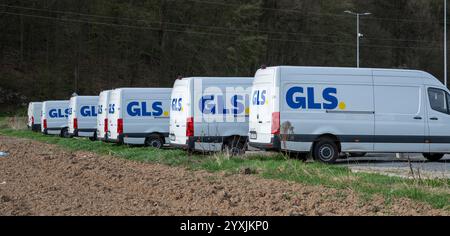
[428, 88, 448, 114]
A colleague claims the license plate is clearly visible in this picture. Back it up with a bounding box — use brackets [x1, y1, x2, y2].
[250, 132, 257, 140]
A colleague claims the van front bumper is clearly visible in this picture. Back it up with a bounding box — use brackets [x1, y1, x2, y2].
[249, 136, 281, 151]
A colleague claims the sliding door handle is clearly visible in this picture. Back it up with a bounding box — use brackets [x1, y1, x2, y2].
[430, 117, 439, 121]
[413, 116, 422, 120]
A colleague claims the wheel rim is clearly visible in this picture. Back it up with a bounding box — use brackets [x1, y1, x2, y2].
[319, 144, 334, 161]
[149, 140, 162, 148]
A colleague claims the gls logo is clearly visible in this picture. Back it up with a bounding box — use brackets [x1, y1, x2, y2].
[109, 104, 115, 114]
[49, 108, 69, 118]
[127, 101, 164, 117]
[252, 90, 267, 106]
[199, 95, 247, 115]
[286, 87, 340, 110]
[171, 98, 183, 112]
[80, 106, 98, 117]
[98, 105, 103, 115]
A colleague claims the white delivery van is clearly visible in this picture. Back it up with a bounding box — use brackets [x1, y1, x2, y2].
[169, 77, 253, 155]
[97, 90, 111, 141]
[27, 102, 42, 131]
[68, 95, 99, 140]
[249, 66, 450, 163]
[107, 88, 172, 148]
[41, 100, 70, 137]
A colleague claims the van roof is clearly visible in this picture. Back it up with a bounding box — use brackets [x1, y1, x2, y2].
[259, 66, 443, 86]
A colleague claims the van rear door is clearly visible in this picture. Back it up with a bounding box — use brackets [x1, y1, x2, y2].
[108, 90, 121, 140]
[170, 80, 191, 145]
[249, 69, 277, 145]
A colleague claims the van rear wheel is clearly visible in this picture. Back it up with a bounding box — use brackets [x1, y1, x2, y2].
[145, 135, 164, 149]
[313, 138, 339, 164]
[423, 153, 445, 162]
[60, 128, 70, 138]
[223, 137, 246, 156]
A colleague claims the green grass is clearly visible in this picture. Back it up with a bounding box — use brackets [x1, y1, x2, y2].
[0, 117, 449, 210]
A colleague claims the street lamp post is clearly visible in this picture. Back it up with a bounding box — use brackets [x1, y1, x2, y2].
[345, 11, 372, 68]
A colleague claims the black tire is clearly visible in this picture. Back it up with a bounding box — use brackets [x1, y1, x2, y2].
[423, 153, 445, 162]
[145, 135, 164, 149]
[89, 132, 97, 142]
[223, 137, 246, 156]
[60, 128, 71, 138]
[313, 138, 339, 164]
[349, 152, 367, 158]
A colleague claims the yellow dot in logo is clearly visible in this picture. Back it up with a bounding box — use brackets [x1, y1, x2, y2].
[339, 102, 346, 110]
[265, 99, 269, 105]
[245, 107, 250, 115]
[181, 107, 184, 112]
[163, 111, 169, 117]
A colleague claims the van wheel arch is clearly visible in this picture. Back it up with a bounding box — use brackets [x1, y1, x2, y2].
[145, 133, 165, 149]
[311, 134, 341, 152]
[223, 135, 248, 156]
[311, 134, 341, 164]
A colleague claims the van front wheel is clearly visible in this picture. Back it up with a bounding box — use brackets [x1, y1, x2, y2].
[423, 153, 445, 162]
[145, 135, 164, 149]
[313, 139, 339, 164]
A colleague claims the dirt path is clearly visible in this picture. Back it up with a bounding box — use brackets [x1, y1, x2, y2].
[0, 135, 447, 216]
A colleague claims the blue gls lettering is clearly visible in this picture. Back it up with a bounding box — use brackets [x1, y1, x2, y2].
[252, 90, 267, 105]
[109, 104, 115, 114]
[152, 102, 163, 116]
[286, 87, 338, 110]
[199, 95, 246, 115]
[49, 108, 69, 118]
[171, 98, 183, 111]
[98, 105, 103, 115]
[200, 95, 216, 114]
[322, 88, 338, 109]
[232, 95, 245, 115]
[80, 106, 98, 117]
[127, 101, 164, 117]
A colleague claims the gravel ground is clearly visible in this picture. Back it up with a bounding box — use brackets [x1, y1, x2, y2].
[0, 135, 448, 216]
[337, 154, 450, 179]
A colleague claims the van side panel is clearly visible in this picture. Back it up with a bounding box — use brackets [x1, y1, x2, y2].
[68, 96, 99, 137]
[279, 68, 374, 152]
[41, 101, 69, 134]
[373, 71, 427, 152]
[121, 89, 171, 145]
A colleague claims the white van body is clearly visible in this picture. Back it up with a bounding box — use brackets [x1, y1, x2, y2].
[249, 66, 450, 163]
[41, 100, 70, 135]
[169, 77, 253, 153]
[27, 102, 42, 131]
[107, 88, 172, 146]
[68, 96, 99, 138]
[97, 90, 111, 141]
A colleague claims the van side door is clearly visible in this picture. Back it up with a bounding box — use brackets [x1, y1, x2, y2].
[373, 74, 426, 152]
[426, 87, 450, 153]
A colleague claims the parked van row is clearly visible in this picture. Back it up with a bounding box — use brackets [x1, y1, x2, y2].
[27, 66, 450, 163]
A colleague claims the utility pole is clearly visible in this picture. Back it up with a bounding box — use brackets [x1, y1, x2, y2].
[344, 11, 372, 68]
[445, 0, 448, 87]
